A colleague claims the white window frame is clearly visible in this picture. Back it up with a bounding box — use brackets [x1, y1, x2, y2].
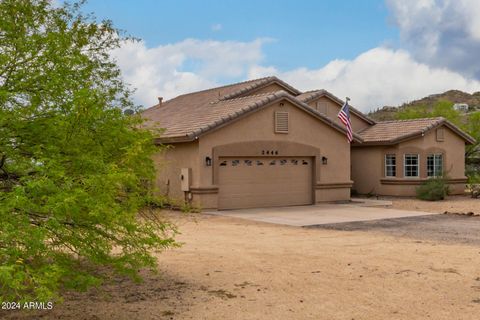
[403, 154, 420, 178]
[427, 153, 443, 177]
[384, 154, 396, 177]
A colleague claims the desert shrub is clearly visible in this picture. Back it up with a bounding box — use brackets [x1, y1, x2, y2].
[467, 174, 480, 198]
[468, 184, 480, 198]
[416, 177, 450, 201]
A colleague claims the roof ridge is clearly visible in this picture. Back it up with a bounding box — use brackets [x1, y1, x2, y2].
[170, 76, 275, 100]
[300, 89, 325, 94]
[142, 76, 276, 112]
[211, 90, 287, 104]
[220, 77, 273, 100]
[220, 76, 301, 101]
[376, 117, 444, 124]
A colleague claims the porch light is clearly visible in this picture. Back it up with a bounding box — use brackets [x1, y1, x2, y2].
[322, 156, 328, 165]
[205, 156, 212, 167]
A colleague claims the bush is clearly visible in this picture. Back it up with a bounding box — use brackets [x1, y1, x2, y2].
[467, 174, 480, 198]
[416, 177, 450, 201]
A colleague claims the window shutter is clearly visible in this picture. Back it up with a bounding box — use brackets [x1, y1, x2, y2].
[275, 111, 289, 133]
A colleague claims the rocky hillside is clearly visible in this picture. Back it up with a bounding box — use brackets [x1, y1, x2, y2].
[368, 90, 480, 121]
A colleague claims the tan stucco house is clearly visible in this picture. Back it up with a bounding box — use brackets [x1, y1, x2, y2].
[142, 77, 475, 210]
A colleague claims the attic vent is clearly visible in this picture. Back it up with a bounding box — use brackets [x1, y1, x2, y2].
[316, 101, 327, 114]
[275, 111, 289, 133]
[436, 128, 445, 142]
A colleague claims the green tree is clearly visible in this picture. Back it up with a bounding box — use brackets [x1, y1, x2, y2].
[396, 100, 462, 126]
[465, 112, 480, 159]
[0, 0, 176, 301]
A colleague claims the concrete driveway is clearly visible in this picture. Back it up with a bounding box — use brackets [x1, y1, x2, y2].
[205, 200, 436, 227]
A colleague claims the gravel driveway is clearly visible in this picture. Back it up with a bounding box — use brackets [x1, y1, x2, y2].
[308, 214, 480, 245]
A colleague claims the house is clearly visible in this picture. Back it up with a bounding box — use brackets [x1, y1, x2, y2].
[352, 118, 474, 196]
[453, 103, 469, 112]
[142, 77, 475, 209]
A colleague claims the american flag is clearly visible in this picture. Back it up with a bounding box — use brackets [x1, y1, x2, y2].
[337, 100, 353, 143]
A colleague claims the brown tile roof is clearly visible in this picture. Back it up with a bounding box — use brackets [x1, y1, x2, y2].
[357, 117, 475, 144]
[296, 89, 328, 102]
[141, 76, 475, 146]
[219, 76, 301, 100]
[296, 90, 376, 125]
[143, 89, 363, 143]
[142, 76, 300, 117]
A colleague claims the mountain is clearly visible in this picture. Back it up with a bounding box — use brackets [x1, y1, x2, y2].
[368, 90, 480, 121]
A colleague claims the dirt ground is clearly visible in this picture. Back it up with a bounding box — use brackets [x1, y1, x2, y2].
[4, 207, 480, 320]
[311, 214, 480, 245]
[387, 195, 480, 215]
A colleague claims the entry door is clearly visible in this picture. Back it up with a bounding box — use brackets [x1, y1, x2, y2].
[217, 157, 313, 210]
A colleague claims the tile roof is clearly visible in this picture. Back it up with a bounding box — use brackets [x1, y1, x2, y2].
[143, 91, 283, 140]
[357, 117, 475, 144]
[296, 89, 328, 103]
[296, 90, 376, 125]
[142, 76, 300, 117]
[143, 88, 362, 143]
[141, 76, 474, 145]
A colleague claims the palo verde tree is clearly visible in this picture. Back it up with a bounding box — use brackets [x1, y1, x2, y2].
[0, 0, 176, 301]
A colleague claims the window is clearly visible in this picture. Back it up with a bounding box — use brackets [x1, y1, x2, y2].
[385, 154, 396, 177]
[427, 154, 443, 177]
[404, 154, 419, 177]
[275, 112, 289, 133]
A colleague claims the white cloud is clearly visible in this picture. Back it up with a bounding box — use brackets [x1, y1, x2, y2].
[211, 23, 222, 32]
[113, 37, 480, 112]
[387, 0, 480, 78]
[112, 38, 270, 107]
[250, 47, 480, 111]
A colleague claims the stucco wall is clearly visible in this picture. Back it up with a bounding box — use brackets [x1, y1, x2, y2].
[306, 96, 371, 132]
[351, 125, 467, 196]
[153, 141, 199, 201]
[188, 99, 352, 207]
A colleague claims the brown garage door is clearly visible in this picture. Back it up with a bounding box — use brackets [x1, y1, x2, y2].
[217, 157, 313, 210]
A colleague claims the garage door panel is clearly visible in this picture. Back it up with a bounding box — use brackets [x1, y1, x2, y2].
[218, 157, 313, 209]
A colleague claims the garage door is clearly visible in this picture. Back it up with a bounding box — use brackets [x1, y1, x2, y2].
[218, 157, 313, 210]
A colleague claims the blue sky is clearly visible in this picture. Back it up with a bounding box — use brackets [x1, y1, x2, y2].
[84, 0, 397, 71]
[81, 0, 480, 111]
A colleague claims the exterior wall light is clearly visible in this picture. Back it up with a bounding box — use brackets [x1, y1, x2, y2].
[205, 156, 212, 167]
[322, 156, 328, 165]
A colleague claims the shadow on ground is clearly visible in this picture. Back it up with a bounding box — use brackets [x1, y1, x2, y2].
[0, 269, 201, 320]
[307, 214, 480, 245]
